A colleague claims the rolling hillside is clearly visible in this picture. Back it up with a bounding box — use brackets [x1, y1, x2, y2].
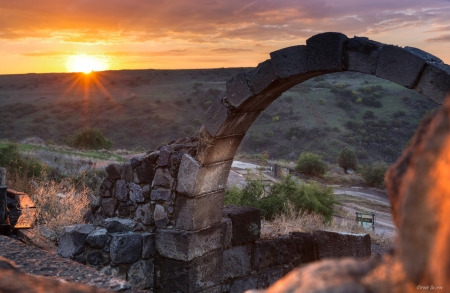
[0, 69, 439, 164]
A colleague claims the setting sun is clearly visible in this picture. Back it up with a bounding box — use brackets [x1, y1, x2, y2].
[66, 54, 109, 73]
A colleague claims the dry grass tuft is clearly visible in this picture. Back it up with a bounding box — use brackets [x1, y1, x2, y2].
[28, 180, 90, 240]
[261, 202, 395, 246]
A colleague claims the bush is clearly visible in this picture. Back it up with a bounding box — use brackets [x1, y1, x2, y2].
[337, 147, 358, 173]
[66, 128, 113, 150]
[0, 143, 47, 179]
[295, 152, 327, 176]
[363, 110, 376, 119]
[361, 161, 389, 187]
[225, 175, 336, 221]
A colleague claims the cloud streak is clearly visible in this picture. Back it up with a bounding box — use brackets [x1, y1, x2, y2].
[1, 0, 450, 43]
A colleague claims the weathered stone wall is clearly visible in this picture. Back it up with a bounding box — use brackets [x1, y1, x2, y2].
[54, 31, 449, 292]
[60, 204, 370, 291]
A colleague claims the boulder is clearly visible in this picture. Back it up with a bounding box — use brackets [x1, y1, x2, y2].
[110, 232, 142, 264]
[57, 224, 95, 258]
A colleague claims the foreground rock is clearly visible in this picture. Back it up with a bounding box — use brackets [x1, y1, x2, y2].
[0, 255, 112, 293]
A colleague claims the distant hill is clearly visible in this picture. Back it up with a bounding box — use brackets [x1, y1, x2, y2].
[0, 69, 438, 164]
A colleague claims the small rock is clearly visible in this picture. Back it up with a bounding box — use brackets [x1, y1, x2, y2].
[154, 204, 168, 228]
[129, 183, 144, 203]
[86, 228, 108, 249]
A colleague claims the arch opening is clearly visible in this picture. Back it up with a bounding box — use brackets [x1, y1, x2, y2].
[175, 32, 450, 224]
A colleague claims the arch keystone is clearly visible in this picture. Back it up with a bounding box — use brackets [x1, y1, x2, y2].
[345, 36, 384, 74]
[306, 32, 347, 72]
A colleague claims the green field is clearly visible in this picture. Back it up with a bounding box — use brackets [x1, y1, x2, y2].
[0, 69, 439, 164]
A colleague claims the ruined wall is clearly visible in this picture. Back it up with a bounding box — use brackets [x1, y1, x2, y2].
[54, 31, 450, 292]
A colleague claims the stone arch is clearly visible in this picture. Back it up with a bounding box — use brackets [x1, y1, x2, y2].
[174, 32, 450, 232]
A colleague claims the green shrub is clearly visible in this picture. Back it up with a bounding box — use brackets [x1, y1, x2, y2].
[295, 152, 327, 176]
[0, 143, 47, 179]
[361, 161, 389, 187]
[66, 127, 113, 150]
[224, 175, 336, 221]
[337, 147, 358, 173]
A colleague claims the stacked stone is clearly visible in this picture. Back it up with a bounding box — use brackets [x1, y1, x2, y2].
[95, 135, 198, 231]
[57, 220, 155, 290]
[220, 206, 371, 293]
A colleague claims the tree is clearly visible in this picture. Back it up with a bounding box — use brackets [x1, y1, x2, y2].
[337, 147, 358, 173]
[361, 161, 389, 187]
[295, 152, 327, 176]
[66, 127, 113, 150]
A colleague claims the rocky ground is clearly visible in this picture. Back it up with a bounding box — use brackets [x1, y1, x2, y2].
[0, 235, 140, 292]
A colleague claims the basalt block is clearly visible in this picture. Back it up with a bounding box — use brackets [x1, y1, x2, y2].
[101, 197, 118, 217]
[175, 190, 225, 231]
[196, 128, 244, 165]
[228, 267, 284, 293]
[155, 223, 224, 261]
[106, 163, 122, 180]
[86, 228, 108, 249]
[376, 45, 426, 88]
[142, 232, 156, 259]
[345, 36, 384, 74]
[223, 245, 251, 279]
[152, 168, 174, 189]
[415, 62, 450, 105]
[313, 230, 371, 260]
[150, 188, 171, 201]
[246, 60, 279, 96]
[127, 259, 154, 289]
[121, 162, 133, 182]
[176, 153, 232, 197]
[128, 182, 144, 203]
[134, 203, 153, 226]
[110, 232, 142, 264]
[223, 205, 261, 245]
[203, 98, 261, 137]
[100, 217, 139, 233]
[307, 32, 347, 72]
[270, 45, 309, 79]
[225, 73, 254, 110]
[159, 250, 223, 293]
[114, 180, 127, 202]
[291, 232, 317, 265]
[99, 178, 114, 198]
[57, 224, 95, 258]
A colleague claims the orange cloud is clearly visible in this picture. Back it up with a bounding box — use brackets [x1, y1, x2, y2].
[2, 0, 450, 43]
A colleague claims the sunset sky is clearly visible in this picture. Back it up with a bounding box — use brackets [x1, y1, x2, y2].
[1, 0, 450, 75]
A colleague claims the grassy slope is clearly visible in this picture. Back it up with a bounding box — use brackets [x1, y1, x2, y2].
[0, 69, 439, 164]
